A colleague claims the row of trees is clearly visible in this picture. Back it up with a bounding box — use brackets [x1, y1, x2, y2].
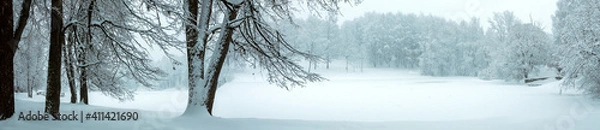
[1, 0, 358, 120]
[284, 11, 554, 81]
[2, 0, 182, 119]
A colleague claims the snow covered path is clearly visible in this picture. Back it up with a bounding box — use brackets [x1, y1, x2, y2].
[2, 68, 600, 130]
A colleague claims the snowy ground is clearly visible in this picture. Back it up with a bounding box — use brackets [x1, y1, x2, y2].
[2, 61, 600, 130]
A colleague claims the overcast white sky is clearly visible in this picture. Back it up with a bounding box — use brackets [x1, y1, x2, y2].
[335, 0, 558, 32]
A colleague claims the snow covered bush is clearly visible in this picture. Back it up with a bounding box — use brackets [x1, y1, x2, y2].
[478, 11, 552, 82]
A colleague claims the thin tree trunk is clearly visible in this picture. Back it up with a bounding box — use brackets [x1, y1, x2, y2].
[345, 56, 349, 72]
[65, 36, 77, 103]
[326, 57, 330, 69]
[79, 0, 95, 105]
[313, 61, 317, 70]
[79, 68, 88, 104]
[198, 0, 213, 79]
[45, 0, 64, 119]
[78, 38, 89, 105]
[26, 52, 32, 98]
[204, 5, 239, 116]
[308, 59, 312, 72]
[360, 57, 363, 72]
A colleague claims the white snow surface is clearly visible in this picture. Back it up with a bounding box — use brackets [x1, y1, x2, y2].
[2, 61, 600, 130]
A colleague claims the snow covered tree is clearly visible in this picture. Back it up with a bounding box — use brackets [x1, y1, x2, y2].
[480, 11, 551, 81]
[362, 13, 395, 68]
[418, 16, 456, 76]
[183, 0, 358, 116]
[339, 19, 368, 72]
[183, 0, 211, 116]
[0, 0, 33, 120]
[335, 12, 485, 76]
[416, 16, 485, 76]
[508, 23, 551, 79]
[284, 15, 340, 71]
[554, 0, 600, 97]
[60, 0, 182, 104]
[14, 3, 49, 98]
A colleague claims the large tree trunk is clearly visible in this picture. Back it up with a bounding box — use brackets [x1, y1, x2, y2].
[183, 0, 211, 116]
[204, 5, 239, 116]
[0, 48, 15, 120]
[45, 0, 63, 119]
[1, 0, 32, 120]
[0, 0, 13, 121]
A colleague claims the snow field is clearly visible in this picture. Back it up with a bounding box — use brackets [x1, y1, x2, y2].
[2, 63, 600, 129]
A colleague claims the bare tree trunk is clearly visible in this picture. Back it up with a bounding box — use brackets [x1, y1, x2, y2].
[79, 67, 88, 104]
[360, 57, 363, 72]
[185, 0, 200, 112]
[186, 0, 199, 81]
[25, 49, 32, 98]
[1, 0, 32, 120]
[0, 48, 15, 120]
[45, 0, 64, 119]
[326, 57, 330, 69]
[184, 0, 212, 116]
[204, 5, 239, 115]
[65, 36, 77, 103]
[79, 0, 95, 105]
[345, 56, 349, 72]
[27, 76, 32, 98]
[308, 59, 312, 72]
[78, 38, 89, 105]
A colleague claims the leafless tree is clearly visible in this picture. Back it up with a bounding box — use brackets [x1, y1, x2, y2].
[0, 0, 33, 120]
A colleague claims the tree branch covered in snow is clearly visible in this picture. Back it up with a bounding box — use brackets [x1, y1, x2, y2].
[554, 0, 600, 97]
[61, 0, 184, 101]
[226, 0, 362, 88]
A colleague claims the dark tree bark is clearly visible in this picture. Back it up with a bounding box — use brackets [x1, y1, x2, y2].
[186, 0, 200, 107]
[65, 38, 77, 103]
[1, 0, 32, 120]
[0, 46, 15, 121]
[79, 0, 95, 105]
[45, 0, 64, 119]
[79, 62, 88, 105]
[204, 5, 239, 115]
[186, 0, 199, 77]
[0, 0, 15, 117]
